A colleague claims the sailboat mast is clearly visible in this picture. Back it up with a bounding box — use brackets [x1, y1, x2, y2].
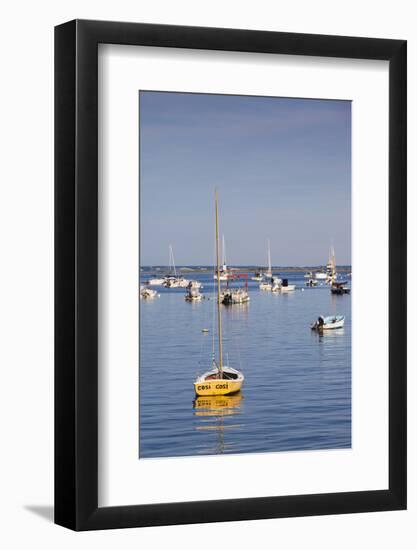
[329, 241, 336, 279]
[168, 245, 171, 273]
[267, 239, 271, 273]
[169, 244, 177, 277]
[215, 191, 223, 375]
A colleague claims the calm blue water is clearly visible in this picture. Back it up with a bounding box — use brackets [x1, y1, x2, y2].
[139, 271, 351, 458]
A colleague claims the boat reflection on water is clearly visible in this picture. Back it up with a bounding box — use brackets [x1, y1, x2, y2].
[193, 393, 243, 417]
[313, 327, 345, 341]
[193, 394, 243, 454]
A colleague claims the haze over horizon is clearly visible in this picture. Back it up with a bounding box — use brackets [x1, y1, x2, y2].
[140, 91, 351, 266]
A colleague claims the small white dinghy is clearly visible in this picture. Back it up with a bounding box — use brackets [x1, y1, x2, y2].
[311, 315, 345, 330]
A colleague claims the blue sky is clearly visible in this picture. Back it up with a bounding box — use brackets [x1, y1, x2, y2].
[140, 91, 351, 266]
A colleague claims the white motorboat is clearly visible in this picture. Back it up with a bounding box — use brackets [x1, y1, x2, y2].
[280, 285, 296, 292]
[185, 287, 203, 301]
[140, 286, 158, 299]
[280, 278, 296, 292]
[267, 276, 296, 293]
[270, 277, 282, 292]
[311, 315, 345, 330]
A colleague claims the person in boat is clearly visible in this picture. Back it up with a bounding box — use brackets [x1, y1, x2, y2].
[318, 316, 324, 328]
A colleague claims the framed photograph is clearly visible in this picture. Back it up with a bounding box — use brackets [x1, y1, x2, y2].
[55, 20, 406, 530]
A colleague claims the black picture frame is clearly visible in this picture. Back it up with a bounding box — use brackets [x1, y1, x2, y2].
[55, 19, 407, 531]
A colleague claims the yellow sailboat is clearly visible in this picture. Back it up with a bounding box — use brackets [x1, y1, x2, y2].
[193, 191, 244, 397]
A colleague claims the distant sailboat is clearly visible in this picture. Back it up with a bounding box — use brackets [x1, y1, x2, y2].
[259, 240, 273, 290]
[163, 244, 189, 288]
[194, 191, 244, 397]
[326, 242, 337, 283]
[314, 243, 337, 282]
[214, 235, 230, 281]
[265, 239, 272, 279]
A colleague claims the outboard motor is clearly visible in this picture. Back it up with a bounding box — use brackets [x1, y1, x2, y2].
[282, 278, 289, 287]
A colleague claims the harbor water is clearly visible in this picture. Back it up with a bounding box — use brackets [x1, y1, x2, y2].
[139, 271, 351, 458]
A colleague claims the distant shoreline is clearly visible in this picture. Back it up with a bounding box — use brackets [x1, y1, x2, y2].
[141, 266, 352, 273]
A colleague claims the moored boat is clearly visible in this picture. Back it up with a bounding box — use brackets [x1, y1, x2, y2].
[271, 278, 296, 292]
[185, 287, 203, 301]
[251, 269, 264, 282]
[162, 244, 190, 287]
[331, 281, 350, 295]
[222, 288, 250, 304]
[164, 275, 189, 288]
[311, 315, 345, 330]
[194, 366, 244, 396]
[264, 240, 273, 279]
[326, 243, 337, 284]
[194, 191, 244, 397]
[213, 235, 231, 281]
[222, 273, 250, 304]
[187, 280, 202, 289]
[140, 286, 158, 299]
[259, 241, 274, 289]
[147, 277, 165, 286]
[270, 276, 282, 292]
[259, 279, 273, 291]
